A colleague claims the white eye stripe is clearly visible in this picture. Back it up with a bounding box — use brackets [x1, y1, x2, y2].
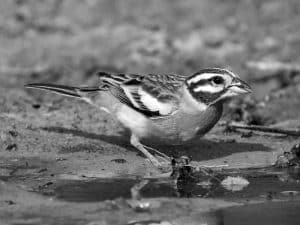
[187, 73, 220, 85]
[193, 85, 223, 93]
[187, 69, 239, 85]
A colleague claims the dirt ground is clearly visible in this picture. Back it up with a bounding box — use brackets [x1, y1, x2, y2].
[0, 0, 300, 224]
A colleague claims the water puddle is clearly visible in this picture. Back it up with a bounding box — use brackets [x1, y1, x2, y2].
[53, 167, 300, 202]
[217, 200, 300, 225]
[54, 178, 175, 202]
[128, 201, 300, 225]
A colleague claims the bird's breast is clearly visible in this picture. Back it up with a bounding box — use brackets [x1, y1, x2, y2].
[113, 100, 223, 146]
[144, 102, 223, 145]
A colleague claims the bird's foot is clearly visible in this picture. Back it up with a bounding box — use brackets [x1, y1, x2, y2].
[157, 161, 172, 173]
[146, 155, 172, 172]
[130, 135, 171, 172]
[142, 145, 172, 171]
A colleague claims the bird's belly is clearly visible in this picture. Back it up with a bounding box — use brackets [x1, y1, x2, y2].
[143, 105, 223, 145]
[147, 128, 202, 145]
[115, 101, 223, 146]
[142, 122, 207, 145]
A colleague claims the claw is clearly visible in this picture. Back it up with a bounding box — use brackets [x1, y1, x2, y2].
[130, 135, 171, 170]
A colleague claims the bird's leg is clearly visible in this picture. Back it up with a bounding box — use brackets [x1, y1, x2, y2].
[143, 145, 170, 162]
[130, 135, 170, 167]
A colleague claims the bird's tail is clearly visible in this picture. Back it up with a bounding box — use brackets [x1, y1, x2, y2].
[25, 83, 103, 98]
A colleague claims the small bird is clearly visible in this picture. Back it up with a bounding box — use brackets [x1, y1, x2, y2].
[26, 68, 251, 168]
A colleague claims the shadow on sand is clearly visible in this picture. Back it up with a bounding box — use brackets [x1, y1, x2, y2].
[41, 126, 271, 161]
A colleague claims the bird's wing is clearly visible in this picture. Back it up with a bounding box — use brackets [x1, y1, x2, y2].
[98, 72, 186, 118]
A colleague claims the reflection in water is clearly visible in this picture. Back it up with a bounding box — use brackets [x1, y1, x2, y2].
[53, 167, 300, 202]
[126, 201, 300, 225]
[36, 167, 300, 225]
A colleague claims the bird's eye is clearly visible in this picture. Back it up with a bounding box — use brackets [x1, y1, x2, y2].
[211, 76, 224, 85]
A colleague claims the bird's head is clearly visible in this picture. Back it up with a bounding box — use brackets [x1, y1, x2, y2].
[185, 68, 252, 106]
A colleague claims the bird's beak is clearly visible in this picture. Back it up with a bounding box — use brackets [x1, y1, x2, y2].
[228, 77, 252, 94]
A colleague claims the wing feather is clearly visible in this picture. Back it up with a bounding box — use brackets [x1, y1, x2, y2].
[98, 72, 185, 118]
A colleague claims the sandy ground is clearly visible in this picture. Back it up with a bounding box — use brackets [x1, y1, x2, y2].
[0, 0, 300, 224]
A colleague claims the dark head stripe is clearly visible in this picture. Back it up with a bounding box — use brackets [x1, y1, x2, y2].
[189, 89, 226, 105]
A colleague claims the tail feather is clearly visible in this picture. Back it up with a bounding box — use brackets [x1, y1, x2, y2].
[25, 83, 102, 98]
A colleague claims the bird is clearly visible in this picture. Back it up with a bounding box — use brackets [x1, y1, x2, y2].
[25, 68, 252, 168]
